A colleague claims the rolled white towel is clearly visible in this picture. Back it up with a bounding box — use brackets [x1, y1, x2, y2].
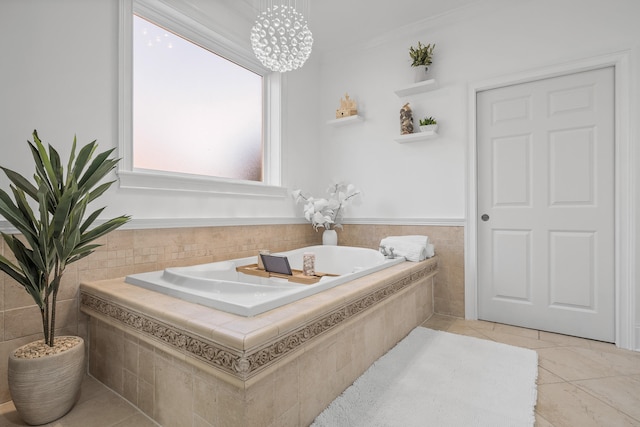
[393, 242, 426, 262]
[380, 236, 435, 262]
[425, 243, 435, 259]
[380, 241, 430, 262]
[381, 235, 430, 247]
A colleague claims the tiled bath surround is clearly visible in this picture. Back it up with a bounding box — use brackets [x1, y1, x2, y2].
[0, 223, 463, 404]
[81, 259, 436, 426]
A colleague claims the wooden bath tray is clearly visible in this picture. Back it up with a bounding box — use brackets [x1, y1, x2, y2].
[236, 264, 338, 285]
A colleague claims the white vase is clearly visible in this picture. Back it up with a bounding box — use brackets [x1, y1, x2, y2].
[414, 66, 429, 82]
[322, 229, 338, 245]
[420, 124, 438, 133]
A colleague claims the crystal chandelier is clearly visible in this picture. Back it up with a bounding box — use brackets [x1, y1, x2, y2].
[250, 1, 313, 73]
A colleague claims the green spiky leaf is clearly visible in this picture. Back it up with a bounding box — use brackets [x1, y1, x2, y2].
[0, 130, 130, 346]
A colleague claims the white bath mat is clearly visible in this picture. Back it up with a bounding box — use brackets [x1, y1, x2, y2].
[312, 327, 538, 427]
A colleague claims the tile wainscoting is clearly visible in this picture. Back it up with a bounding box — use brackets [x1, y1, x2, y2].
[0, 222, 464, 403]
[339, 224, 464, 317]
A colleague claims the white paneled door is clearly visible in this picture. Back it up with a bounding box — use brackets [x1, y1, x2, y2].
[477, 67, 615, 342]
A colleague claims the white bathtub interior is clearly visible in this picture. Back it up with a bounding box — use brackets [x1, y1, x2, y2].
[125, 245, 405, 316]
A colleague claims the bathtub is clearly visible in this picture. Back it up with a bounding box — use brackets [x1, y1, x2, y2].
[125, 245, 405, 316]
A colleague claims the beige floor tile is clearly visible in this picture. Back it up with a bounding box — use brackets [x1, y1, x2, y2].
[76, 375, 111, 405]
[445, 323, 492, 340]
[0, 401, 24, 426]
[424, 315, 495, 340]
[0, 375, 144, 427]
[574, 375, 640, 422]
[451, 318, 495, 331]
[492, 322, 539, 339]
[537, 346, 634, 381]
[568, 346, 640, 376]
[539, 330, 598, 348]
[420, 314, 455, 331]
[482, 330, 558, 349]
[587, 341, 640, 364]
[587, 339, 630, 353]
[111, 413, 159, 426]
[537, 367, 565, 385]
[537, 382, 639, 426]
[534, 412, 555, 427]
[45, 391, 140, 427]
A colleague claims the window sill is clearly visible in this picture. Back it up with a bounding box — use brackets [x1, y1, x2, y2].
[117, 169, 288, 198]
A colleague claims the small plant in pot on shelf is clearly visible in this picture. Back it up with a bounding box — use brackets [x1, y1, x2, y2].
[409, 41, 435, 82]
[292, 183, 360, 245]
[0, 130, 130, 425]
[419, 116, 438, 133]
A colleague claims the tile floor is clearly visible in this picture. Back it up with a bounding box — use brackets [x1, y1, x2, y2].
[0, 315, 638, 426]
[423, 315, 640, 427]
[0, 375, 159, 427]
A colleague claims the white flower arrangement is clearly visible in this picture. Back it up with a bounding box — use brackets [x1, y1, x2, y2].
[292, 183, 361, 231]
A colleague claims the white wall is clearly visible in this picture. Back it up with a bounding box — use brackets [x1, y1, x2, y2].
[315, 0, 640, 347]
[317, 0, 640, 222]
[0, 0, 320, 223]
[1, 0, 119, 186]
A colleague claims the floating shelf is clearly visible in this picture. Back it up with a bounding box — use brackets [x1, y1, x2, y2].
[326, 115, 364, 126]
[394, 79, 438, 97]
[393, 130, 438, 143]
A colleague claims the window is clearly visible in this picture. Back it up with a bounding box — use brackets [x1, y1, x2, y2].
[133, 15, 263, 182]
[119, 0, 284, 196]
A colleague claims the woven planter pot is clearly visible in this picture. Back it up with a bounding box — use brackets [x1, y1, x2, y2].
[8, 336, 85, 426]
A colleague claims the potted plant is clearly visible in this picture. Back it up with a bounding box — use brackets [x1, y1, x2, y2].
[0, 130, 130, 425]
[419, 116, 438, 133]
[292, 183, 360, 245]
[409, 41, 435, 82]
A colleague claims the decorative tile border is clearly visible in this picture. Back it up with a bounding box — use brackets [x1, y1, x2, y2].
[243, 262, 437, 378]
[81, 293, 245, 377]
[81, 260, 437, 381]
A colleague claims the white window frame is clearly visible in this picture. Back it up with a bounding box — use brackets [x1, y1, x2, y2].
[118, 0, 286, 197]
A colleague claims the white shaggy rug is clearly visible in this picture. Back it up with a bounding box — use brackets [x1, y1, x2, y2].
[312, 327, 538, 427]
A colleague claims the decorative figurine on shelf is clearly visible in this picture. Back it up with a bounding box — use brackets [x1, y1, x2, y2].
[336, 93, 358, 118]
[400, 102, 414, 134]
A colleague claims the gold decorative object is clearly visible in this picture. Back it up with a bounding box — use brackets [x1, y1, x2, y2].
[336, 93, 358, 118]
[400, 102, 414, 134]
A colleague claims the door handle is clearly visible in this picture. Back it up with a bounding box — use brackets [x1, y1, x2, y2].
[481, 214, 489, 221]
